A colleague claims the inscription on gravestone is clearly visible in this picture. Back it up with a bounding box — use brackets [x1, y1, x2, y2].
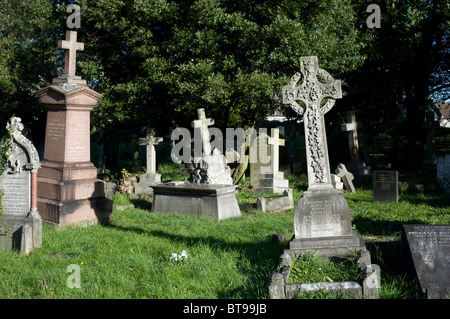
[373, 170, 398, 203]
[0, 117, 42, 254]
[1, 172, 30, 215]
[282, 56, 365, 257]
[402, 224, 450, 299]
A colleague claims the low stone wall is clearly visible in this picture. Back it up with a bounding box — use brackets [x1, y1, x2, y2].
[269, 248, 380, 299]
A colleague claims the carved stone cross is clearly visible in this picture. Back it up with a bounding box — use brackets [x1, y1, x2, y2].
[267, 128, 285, 174]
[335, 163, 356, 193]
[191, 108, 214, 156]
[58, 30, 84, 76]
[341, 111, 362, 163]
[139, 128, 163, 174]
[282, 56, 342, 190]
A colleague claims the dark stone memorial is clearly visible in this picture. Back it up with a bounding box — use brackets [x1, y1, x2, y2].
[373, 170, 398, 203]
[402, 224, 450, 299]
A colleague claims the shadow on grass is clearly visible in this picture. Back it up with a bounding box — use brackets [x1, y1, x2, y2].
[102, 222, 286, 298]
[399, 193, 450, 208]
[353, 215, 424, 237]
[130, 198, 153, 210]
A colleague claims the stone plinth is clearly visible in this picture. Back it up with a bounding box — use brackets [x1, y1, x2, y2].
[152, 183, 241, 220]
[288, 188, 365, 257]
[36, 85, 112, 227]
[255, 172, 290, 193]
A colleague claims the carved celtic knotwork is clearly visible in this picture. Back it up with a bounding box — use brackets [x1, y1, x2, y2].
[281, 56, 342, 187]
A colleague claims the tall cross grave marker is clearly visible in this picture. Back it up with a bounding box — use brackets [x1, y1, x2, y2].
[282, 56, 365, 257]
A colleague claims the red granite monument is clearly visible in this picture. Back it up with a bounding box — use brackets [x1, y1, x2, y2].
[36, 30, 112, 227]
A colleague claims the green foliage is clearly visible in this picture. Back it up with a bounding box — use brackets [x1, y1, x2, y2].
[0, 0, 366, 130]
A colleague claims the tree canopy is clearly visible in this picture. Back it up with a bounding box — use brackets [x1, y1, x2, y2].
[0, 0, 449, 171]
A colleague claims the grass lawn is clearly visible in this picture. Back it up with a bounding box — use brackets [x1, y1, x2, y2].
[0, 166, 449, 299]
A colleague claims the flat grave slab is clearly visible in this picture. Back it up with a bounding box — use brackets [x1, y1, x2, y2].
[402, 224, 450, 299]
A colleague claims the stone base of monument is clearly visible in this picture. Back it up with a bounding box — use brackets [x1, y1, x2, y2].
[0, 211, 42, 254]
[287, 187, 365, 258]
[288, 231, 366, 258]
[256, 189, 294, 213]
[254, 172, 290, 194]
[151, 182, 241, 220]
[37, 160, 112, 227]
[134, 172, 161, 195]
[37, 197, 112, 228]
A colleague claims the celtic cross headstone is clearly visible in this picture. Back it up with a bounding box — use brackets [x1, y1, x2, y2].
[282, 56, 365, 257]
[282, 56, 341, 190]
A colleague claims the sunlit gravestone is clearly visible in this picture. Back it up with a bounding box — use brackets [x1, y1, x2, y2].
[282, 56, 365, 257]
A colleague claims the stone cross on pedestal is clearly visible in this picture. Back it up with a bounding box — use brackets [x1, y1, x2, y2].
[282, 56, 342, 190]
[191, 108, 214, 156]
[190, 108, 233, 185]
[53, 30, 86, 88]
[139, 128, 163, 174]
[281, 56, 365, 258]
[36, 30, 112, 226]
[257, 128, 290, 193]
[135, 128, 163, 194]
[58, 30, 84, 76]
[341, 111, 362, 163]
[266, 128, 285, 174]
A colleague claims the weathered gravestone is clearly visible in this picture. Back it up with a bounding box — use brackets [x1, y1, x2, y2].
[135, 128, 163, 194]
[421, 111, 439, 171]
[335, 163, 356, 193]
[373, 170, 398, 203]
[254, 128, 290, 193]
[436, 154, 450, 193]
[402, 224, 450, 299]
[341, 111, 371, 180]
[0, 118, 42, 254]
[249, 130, 270, 188]
[191, 108, 233, 185]
[330, 174, 344, 190]
[36, 30, 112, 227]
[152, 109, 240, 220]
[282, 56, 365, 257]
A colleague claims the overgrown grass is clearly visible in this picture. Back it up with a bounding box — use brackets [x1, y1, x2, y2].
[287, 253, 361, 284]
[0, 204, 293, 298]
[0, 167, 448, 299]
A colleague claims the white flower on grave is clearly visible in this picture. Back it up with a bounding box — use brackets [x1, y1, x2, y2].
[170, 250, 188, 262]
[170, 253, 178, 262]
